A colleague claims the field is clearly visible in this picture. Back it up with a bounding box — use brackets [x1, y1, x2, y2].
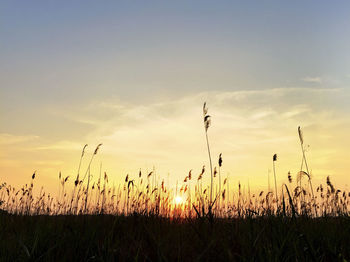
[1, 106, 350, 261]
[1, 154, 350, 262]
[0, 213, 349, 261]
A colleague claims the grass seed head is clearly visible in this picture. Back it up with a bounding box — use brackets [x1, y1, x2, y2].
[94, 143, 102, 155]
[273, 154, 277, 161]
[82, 144, 88, 157]
[298, 126, 304, 145]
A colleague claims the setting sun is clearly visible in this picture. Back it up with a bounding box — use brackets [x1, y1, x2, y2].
[174, 195, 184, 205]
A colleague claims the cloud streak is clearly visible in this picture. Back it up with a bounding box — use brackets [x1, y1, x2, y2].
[302, 77, 323, 84]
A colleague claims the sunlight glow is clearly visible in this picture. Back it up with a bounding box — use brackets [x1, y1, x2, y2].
[174, 195, 184, 205]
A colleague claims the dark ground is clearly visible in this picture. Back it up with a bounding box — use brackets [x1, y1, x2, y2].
[0, 213, 349, 261]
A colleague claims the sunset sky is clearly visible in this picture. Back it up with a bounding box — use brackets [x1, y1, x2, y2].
[1, 1, 350, 194]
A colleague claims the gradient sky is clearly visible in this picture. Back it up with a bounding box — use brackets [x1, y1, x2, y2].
[1, 1, 350, 193]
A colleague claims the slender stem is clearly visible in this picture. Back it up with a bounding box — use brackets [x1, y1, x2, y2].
[77, 153, 95, 214]
[82, 154, 95, 183]
[205, 131, 213, 205]
[273, 160, 278, 210]
[84, 167, 91, 213]
[70, 153, 84, 214]
[97, 162, 102, 213]
[302, 148, 314, 198]
[219, 166, 221, 214]
[226, 175, 229, 214]
[300, 143, 316, 216]
[299, 153, 304, 204]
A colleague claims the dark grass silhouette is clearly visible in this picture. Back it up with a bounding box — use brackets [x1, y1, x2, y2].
[0, 213, 349, 261]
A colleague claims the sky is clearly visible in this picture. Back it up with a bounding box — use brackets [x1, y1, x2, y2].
[1, 1, 350, 194]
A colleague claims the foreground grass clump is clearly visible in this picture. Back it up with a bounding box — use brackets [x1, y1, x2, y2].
[0, 213, 349, 261]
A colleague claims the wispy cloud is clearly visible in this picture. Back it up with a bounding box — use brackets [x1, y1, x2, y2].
[0, 133, 39, 145]
[1, 87, 349, 189]
[302, 77, 322, 84]
[60, 87, 347, 185]
[33, 140, 83, 151]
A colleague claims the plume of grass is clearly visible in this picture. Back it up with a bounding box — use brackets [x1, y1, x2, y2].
[203, 102, 214, 211]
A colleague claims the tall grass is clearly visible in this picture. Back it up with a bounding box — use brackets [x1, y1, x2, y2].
[203, 102, 213, 206]
[0, 105, 349, 219]
[1, 151, 348, 218]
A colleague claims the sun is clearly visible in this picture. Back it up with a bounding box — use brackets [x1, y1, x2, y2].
[174, 195, 184, 205]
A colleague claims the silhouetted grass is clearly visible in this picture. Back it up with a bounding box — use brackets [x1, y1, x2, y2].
[0, 212, 349, 261]
[1, 105, 349, 260]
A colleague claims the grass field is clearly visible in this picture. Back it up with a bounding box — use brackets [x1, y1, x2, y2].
[1, 106, 349, 261]
[0, 213, 349, 261]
